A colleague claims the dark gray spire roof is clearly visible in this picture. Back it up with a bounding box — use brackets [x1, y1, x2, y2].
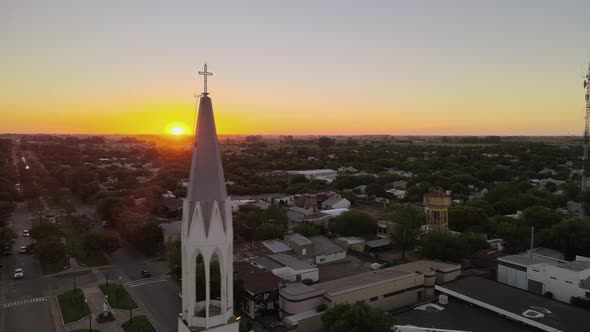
[187, 95, 227, 226]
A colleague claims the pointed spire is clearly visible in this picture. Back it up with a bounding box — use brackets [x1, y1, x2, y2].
[187, 65, 227, 229]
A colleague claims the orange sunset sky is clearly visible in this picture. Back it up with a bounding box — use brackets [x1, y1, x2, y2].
[2, 1, 590, 136]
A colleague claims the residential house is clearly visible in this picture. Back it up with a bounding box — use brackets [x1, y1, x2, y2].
[321, 195, 351, 210]
[288, 207, 314, 223]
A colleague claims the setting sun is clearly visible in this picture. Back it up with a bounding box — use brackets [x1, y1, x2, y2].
[170, 126, 185, 136]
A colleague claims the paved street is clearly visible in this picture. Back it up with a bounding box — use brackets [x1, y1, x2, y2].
[127, 276, 182, 332]
[0, 202, 68, 332]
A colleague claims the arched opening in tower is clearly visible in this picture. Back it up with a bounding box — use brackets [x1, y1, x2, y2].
[195, 253, 206, 317]
[209, 251, 222, 316]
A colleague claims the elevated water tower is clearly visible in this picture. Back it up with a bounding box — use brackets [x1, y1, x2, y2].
[423, 187, 452, 234]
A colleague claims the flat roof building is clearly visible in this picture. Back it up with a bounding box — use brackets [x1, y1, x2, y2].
[437, 276, 590, 332]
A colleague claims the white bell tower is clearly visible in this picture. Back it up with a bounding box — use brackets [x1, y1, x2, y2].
[178, 64, 239, 332]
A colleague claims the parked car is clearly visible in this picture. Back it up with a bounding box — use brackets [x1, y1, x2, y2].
[141, 270, 151, 278]
[19, 246, 28, 254]
[22, 230, 30, 237]
[14, 268, 24, 279]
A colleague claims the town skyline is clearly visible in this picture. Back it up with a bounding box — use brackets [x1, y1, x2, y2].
[2, 1, 590, 136]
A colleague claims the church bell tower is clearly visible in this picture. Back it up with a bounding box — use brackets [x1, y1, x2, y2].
[178, 64, 239, 332]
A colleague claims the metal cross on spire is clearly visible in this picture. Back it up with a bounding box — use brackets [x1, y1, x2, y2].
[198, 63, 213, 95]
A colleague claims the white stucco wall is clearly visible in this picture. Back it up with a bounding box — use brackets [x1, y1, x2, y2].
[272, 267, 319, 282]
[315, 251, 346, 265]
[497, 265, 527, 290]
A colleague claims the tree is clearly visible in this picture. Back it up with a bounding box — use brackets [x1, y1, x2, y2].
[388, 205, 423, 260]
[318, 136, 335, 149]
[100, 232, 120, 255]
[0, 226, 16, 255]
[129, 221, 163, 256]
[448, 205, 488, 232]
[30, 222, 62, 242]
[366, 182, 386, 197]
[97, 197, 125, 222]
[83, 232, 120, 256]
[0, 201, 15, 225]
[261, 206, 288, 229]
[420, 232, 487, 263]
[521, 206, 561, 230]
[33, 239, 67, 266]
[254, 223, 285, 240]
[329, 211, 376, 237]
[168, 240, 181, 280]
[321, 302, 395, 332]
[543, 218, 590, 260]
[293, 223, 320, 237]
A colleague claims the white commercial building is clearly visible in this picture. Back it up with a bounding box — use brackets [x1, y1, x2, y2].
[498, 252, 590, 304]
[497, 253, 563, 291]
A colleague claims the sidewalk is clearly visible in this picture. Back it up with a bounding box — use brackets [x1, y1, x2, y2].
[63, 285, 150, 332]
[64, 286, 121, 332]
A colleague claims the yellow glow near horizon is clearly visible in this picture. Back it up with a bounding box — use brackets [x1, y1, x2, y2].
[169, 126, 185, 135]
[164, 121, 189, 136]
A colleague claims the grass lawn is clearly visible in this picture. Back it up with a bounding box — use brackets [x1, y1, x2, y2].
[57, 289, 91, 324]
[122, 315, 156, 332]
[99, 283, 138, 309]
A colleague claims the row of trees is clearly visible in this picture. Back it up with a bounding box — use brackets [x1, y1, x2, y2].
[233, 205, 288, 241]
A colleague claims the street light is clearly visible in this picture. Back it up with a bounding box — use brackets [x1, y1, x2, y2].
[73, 277, 76, 293]
[106, 272, 109, 287]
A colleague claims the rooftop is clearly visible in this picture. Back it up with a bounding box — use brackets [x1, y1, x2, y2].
[285, 233, 313, 246]
[336, 237, 365, 245]
[315, 267, 415, 296]
[396, 297, 535, 332]
[239, 270, 285, 295]
[323, 196, 348, 206]
[310, 236, 346, 256]
[280, 282, 321, 296]
[498, 253, 562, 268]
[288, 206, 314, 215]
[437, 276, 590, 332]
[320, 208, 349, 217]
[255, 254, 317, 271]
[556, 260, 590, 272]
[262, 239, 292, 253]
[234, 241, 272, 260]
[365, 238, 391, 249]
[393, 260, 460, 274]
[525, 247, 565, 260]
